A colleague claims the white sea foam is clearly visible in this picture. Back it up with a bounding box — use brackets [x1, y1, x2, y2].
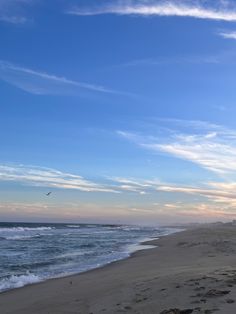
[4, 235, 41, 240]
[0, 227, 54, 232]
[0, 223, 182, 293]
[0, 273, 41, 292]
[120, 226, 142, 231]
[57, 251, 90, 259]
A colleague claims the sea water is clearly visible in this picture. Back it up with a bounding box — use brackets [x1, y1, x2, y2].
[0, 222, 180, 292]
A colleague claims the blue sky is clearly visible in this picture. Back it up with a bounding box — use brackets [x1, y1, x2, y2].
[1, 0, 236, 224]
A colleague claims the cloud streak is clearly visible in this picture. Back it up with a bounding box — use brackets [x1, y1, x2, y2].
[2, 164, 236, 221]
[119, 55, 220, 68]
[0, 61, 118, 95]
[157, 184, 236, 202]
[110, 177, 160, 194]
[111, 177, 236, 220]
[0, 0, 31, 24]
[0, 164, 117, 193]
[68, 0, 236, 22]
[116, 118, 236, 217]
[219, 30, 236, 39]
[111, 175, 236, 206]
[118, 120, 236, 174]
[7, 163, 236, 202]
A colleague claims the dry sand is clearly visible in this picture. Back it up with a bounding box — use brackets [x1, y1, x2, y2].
[1, 223, 236, 314]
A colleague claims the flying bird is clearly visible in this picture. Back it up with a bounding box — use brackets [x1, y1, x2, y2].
[46, 192, 52, 196]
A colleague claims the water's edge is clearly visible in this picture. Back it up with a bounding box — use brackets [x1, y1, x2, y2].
[0, 227, 184, 294]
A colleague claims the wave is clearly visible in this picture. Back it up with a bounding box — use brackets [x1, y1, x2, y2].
[4, 235, 42, 240]
[56, 251, 87, 259]
[0, 224, 182, 293]
[0, 273, 41, 292]
[0, 227, 54, 232]
[119, 226, 142, 231]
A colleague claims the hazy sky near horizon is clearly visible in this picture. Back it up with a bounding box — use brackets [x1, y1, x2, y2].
[2, 0, 236, 225]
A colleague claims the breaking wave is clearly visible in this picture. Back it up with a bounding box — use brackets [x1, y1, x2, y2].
[0, 273, 42, 292]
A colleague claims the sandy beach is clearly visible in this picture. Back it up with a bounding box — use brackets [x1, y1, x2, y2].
[1, 223, 236, 314]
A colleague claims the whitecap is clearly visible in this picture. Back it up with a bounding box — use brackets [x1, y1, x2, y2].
[0, 273, 41, 292]
[0, 227, 54, 233]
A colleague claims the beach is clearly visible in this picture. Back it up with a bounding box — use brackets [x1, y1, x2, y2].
[1, 223, 236, 314]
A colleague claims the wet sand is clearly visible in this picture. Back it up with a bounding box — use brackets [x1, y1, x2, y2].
[1, 223, 236, 314]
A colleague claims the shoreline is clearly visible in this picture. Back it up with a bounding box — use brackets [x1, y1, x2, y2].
[0, 230, 182, 299]
[2, 223, 236, 313]
[0, 226, 183, 295]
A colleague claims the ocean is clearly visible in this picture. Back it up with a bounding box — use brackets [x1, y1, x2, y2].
[0, 222, 180, 292]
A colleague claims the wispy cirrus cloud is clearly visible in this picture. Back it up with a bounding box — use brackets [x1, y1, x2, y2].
[153, 201, 236, 219]
[157, 184, 236, 202]
[116, 118, 236, 219]
[118, 55, 220, 68]
[118, 120, 236, 174]
[0, 0, 32, 24]
[0, 61, 118, 95]
[67, 0, 236, 22]
[120, 50, 236, 69]
[6, 163, 236, 201]
[2, 164, 236, 221]
[111, 175, 236, 204]
[0, 164, 160, 195]
[0, 164, 118, 193]
[164, 203, 236, 219]
[111, 176, 236, 219]
[110, 177, 160, 194]
[218, 30, 236, 39]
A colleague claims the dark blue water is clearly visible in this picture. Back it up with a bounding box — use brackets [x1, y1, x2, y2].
[0, 222, 180, 292]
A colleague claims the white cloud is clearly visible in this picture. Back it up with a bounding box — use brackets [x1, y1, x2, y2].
[154, 183, 236, 220]
[0, 61, 117, 95]
[157, 184, 236, 201]
[0, 15, 27, 23]
[68, 0, 236, 22]
[118, 120, 236, 174]
[156, 118, 225, 131]
[0, 164, 118, 193]
[171, 203, 236, 219]
[110, 176, 160, 194]
[119, 55, 220, 68]
[2, 166, 236, 222]
[219, 30, 236, 39]
[163, 203, 181, 209]
[0, 202, 51, 214]
[148, 137, 236, 175]
[111, 175, 236, 209]
[0, 0, 31, 24]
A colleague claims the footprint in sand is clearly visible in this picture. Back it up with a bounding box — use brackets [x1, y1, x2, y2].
[160, 309, 194, 314]
[160, 308, 219, 314]
[204, 289, 230, 297]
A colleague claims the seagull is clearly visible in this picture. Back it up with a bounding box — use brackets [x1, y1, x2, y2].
[46, 192, 52, 196]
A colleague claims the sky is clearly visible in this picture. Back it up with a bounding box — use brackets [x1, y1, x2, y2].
[2, 0, 236, 225]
